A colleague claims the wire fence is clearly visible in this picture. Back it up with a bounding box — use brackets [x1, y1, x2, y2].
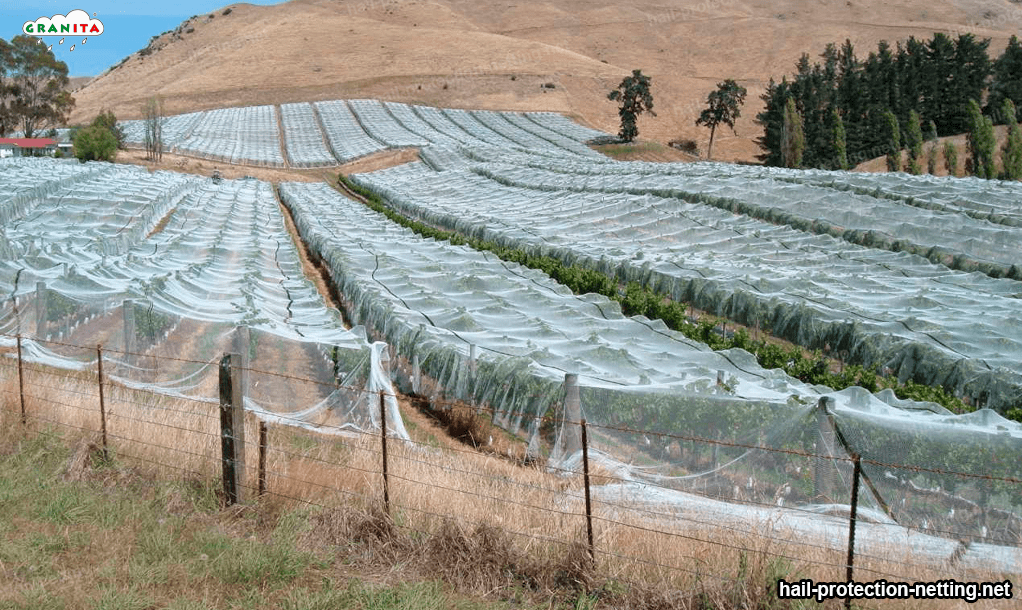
[1, 331, 1019, 602]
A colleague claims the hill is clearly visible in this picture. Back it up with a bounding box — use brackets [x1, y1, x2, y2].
[71, 0, 1022, 162]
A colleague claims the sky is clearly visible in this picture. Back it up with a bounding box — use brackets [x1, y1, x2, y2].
[2, 1, 288, 77]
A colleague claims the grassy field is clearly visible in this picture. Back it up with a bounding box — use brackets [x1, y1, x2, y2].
[0, 418, 581, 610]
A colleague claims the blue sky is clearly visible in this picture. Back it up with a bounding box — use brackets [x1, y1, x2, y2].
[2, 1, 287, 77]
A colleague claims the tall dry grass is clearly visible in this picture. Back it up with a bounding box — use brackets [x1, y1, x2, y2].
[0, 351, 1016, 609]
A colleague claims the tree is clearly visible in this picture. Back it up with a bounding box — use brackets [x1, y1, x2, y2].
[829, 109, 848, 170]
[696, 79, 747, 160]
[6, 35, 74, 137]
[966, 99, 996, 178]
[904, 109, 923, 174]
[754, 77, 792, 166]
[943, 141, 959, 176]
[73, 124, 117, 162]
[91, 109, 125, 149]
[0, 38, 13, 136]
[1001, 99, 1022, 181]
[925, 119, 939, 174]
[142, 96, 164, 162]
[607, 69, 655, 142]
[987, 35, 1022, 123]
[882, 109, 900, 172]
[781, 97, 804, 168]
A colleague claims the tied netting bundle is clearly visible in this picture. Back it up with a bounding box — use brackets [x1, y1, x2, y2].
[0, 158, 404, 440]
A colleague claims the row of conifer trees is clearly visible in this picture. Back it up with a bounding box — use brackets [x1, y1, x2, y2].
[756, 33, 1022, 179]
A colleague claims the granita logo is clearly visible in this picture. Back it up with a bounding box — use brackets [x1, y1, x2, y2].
[23, 9, 104, 36]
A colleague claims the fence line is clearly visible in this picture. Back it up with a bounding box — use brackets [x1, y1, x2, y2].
[1, 331, 1019, 597]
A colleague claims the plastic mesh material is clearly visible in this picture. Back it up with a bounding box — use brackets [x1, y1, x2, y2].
[0, 158, 403, 439]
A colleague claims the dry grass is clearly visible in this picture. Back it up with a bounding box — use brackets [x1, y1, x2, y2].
[71, 0, 1022, 163]
[0, 353, 1016, 609]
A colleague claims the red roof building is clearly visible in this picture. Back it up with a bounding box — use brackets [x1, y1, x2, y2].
[0, 138, 58, 157]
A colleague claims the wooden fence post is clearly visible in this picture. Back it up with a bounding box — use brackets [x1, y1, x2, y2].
[845, 454, 862, 610]
[218, 353, 247, 505]
[380, 390, 390, 515]
[258, 421, 267, 497]
[96, 345, 108, 459]
[16, 335, 26, 426]
[581, 418, 595, 565]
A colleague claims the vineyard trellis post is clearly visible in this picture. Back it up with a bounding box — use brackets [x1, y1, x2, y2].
[412, 353, 420, 394]
[815, 396, 835, 501]
[218, 353, 247, 505]
[35, 282, 46, 337]
[563, 373, 582, 457]
[122, 299, 136, 359]
[96, 345, 108, 459]
[380, 390, 390, 515]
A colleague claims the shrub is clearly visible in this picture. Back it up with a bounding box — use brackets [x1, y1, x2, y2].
[943, 141, 959, 176]
[73, 125, 117, 162]
[222, 8, 233, 15]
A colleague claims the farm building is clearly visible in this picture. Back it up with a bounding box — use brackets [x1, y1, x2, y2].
[0, 138, 58, 158]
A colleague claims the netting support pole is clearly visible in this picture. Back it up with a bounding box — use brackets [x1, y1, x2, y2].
[581, 418, 595, 565]
[845, 454, 862, 610]
[96, 345, 108, 459]
[380, 390, 390, 515]
[412, 354, 420, 394]
[233, 326, 250, 395]
[35, 282, 46, 338]
[122, 299, 136, 358]
[258, 421, 267, 497]
[563, 373, 582, 457]
[16, 335, 26, 426]
[469, 344, 478, 410]
[218, 353, 246, 505]
[815, 397, 835, 501]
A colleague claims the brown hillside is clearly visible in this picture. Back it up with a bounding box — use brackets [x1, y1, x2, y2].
[72, 0, 1022, 163]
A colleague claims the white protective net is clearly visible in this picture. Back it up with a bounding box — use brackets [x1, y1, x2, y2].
[280, 179, 1022, 571]
[0, 158, 405, 439]
[352, 153, 1022, 413]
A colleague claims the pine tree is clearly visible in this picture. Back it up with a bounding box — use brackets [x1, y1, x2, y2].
[781, 97, 804, 168]
[988, 35, 1022, 123]
[904, 109, 923, 174]
[830, 108, 848, 170]
[1001, 99, 1022, 181]
[943, 141, 959, 176]
[966, 99, 996, 178]
[883, 110, 901, 172]
[754, 78, 792, 166]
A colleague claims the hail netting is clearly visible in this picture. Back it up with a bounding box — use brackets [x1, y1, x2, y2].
[278, 180, 1022, 570]
[0, 158, 405, 439]
[119, 100, 612, 168]
[351, 153, 1022, 413]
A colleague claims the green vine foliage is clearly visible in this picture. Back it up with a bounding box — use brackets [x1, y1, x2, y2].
[337, 175, 988, 419]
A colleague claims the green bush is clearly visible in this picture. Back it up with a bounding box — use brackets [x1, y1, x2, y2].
[73, 125, 117, 162]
